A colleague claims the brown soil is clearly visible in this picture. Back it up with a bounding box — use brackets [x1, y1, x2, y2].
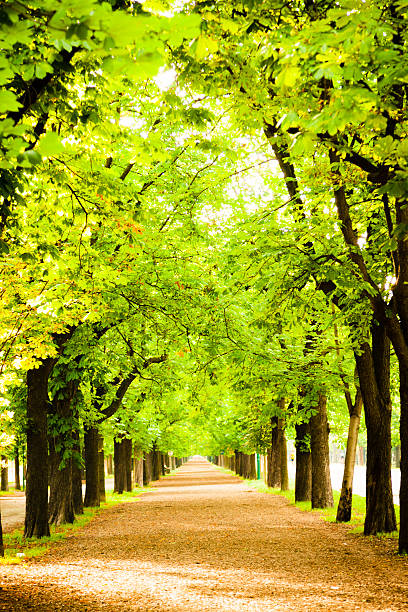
[1, 459, 408, 611]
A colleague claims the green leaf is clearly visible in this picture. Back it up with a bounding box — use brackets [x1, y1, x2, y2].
[25, 150, 42, 165]
[195, 35, 219, 60]
[37, 132, 65, 157]
[0, 58, 13, 86]
[0, 240, 10, 254]
[35, 63, 53, 79]
[21, 252, 36, 262]
[276, 65, 301, 89]
[0, 90, 21, 113]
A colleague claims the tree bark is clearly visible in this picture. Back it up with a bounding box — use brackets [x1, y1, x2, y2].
[84, 426, 100, 507]
[124, 438, 132, 492]
[1, 457, 8, 492]
[98, 433, 106, 502]
[355, 333, 396, 534]
[326, 151, 397, 534]
[71, 427, 83, 515]
[25, 360, 54, 537]
[14, 448, 21, 490]
[279, 418, 289, 491]
[48, 434, 74, 526]
[295, 420, 312, 502]
[48, 383, 76, 526]
[399, 374, 408, 551]
[310, 393, 334, 509]
[163, 453, 170, 474]
[152, 447, 161, 481]
[248, 453, 256, 479]
[336, 390, 362, 522]
[241, 453, 249, 478]
[267, 417, 281, 488]
[133, 446, 144, 487]
[234, 450, 241, 475]
[0, 511, 3, 557]
[143, 451, 153, 485]
[106, 454, 113, 475]
[240, 454, 256, 479]
[114, 437, 126, 494]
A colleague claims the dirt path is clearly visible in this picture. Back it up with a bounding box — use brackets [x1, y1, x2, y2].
[1, 459, 408, 611]
[1, 492, 25, 533]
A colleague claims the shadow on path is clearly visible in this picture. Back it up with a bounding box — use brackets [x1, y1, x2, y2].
[1, 459, 408, 611]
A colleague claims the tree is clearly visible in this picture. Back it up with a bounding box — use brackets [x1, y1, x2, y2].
[173, 0, 404, 540]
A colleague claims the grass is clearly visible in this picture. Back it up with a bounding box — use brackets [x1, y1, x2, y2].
[0, 488, 22, 496]
[218, 465, 400, 539]
[245, 479, 367, 529]
[1, 486, 148, 565]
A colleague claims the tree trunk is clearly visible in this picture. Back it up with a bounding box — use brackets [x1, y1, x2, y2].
[336, 391, 362, 522]
[310, 393, 333, 509]
[240, 454, 255, 479]
[234, 450, 241, 475]
[143, 451, 153, 485]
[48, 384, 76, 526]
[71, 427, 83, 515]
[106, 454, 113, 475]
[152, 447, 161, 481]
[355, 334, 396, 535]
[248, 453, 256, 479]
[1, 457, 8, 492]
[279, 418, 289, 491]
[124, 438, 132, 492]
[395, 445, 401, 468]
[267, 417, 281, 488]
[399, 374, 408, 551]
[229, 454, 235, 472]
[14, 448, 21, 490]
[295, 420, 312, 502]
[0, 511, 3, 557]
[48, 438, 74, 525]
[84, 426, 100, 507]
[134, 446, 144, 488]
[25, 360, 54, 538]
[114, 437, 126, 494]
[163, 453, 170, 474]
[98, 433, 106, 502]
[240, 453, 248, 477]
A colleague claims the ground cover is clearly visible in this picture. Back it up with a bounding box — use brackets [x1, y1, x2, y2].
[1, 488, 146, 565]
[1, 460, 408, 611]
[217, 465, 399, 539]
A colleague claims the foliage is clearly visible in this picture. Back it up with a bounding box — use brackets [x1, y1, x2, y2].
[2, 0, 407, 520]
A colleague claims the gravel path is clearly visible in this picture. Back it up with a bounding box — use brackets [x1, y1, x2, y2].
[1, 458, 408, 611]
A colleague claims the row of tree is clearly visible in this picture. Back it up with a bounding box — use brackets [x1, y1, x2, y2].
[1, 0, 407, 555]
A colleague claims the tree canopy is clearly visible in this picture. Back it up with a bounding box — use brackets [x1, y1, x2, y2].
[2, 0, 408, 552]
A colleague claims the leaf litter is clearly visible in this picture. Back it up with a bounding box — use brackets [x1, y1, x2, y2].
[1, 459, 408, 611]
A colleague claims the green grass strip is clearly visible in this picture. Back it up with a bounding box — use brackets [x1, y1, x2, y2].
[216, 466, 400, 539]
[1, 487, 148, 565]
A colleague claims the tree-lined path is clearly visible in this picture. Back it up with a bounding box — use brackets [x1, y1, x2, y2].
[1, 459, 408, 611]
